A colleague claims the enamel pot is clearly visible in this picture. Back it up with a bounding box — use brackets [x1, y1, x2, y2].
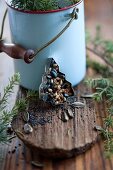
[3, 0, 86, 90]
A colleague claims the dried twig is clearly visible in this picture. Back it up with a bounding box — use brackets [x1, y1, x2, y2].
[86, 46, 113, 69]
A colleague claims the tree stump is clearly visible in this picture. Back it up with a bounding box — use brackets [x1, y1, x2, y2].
[12, 82, 98, 159]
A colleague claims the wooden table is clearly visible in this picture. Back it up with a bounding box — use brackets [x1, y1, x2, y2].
[1, 0, 113, 169]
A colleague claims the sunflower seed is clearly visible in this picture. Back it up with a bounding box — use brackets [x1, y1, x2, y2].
[24, 123, 33, 134]
[67, 107, 74, 118]
[70, 102, 85, 108]
[15, 130, 24, 138]
[61, 112, 69, 122]
[22, 112, 29, 122]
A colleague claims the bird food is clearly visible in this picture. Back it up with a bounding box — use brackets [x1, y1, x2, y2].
[39, 58, 74, 106]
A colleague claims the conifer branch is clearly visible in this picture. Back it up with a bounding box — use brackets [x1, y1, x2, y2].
[86, 26, 113, 158]
[10, 0, 80, 11]
[0, 73, 20, 143]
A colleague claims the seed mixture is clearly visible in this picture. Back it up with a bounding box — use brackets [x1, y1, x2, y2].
[39, 58, 74, 105]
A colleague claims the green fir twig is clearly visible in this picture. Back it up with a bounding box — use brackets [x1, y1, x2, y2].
[10, 0, 80, 11]
[0, 73, 20, 143]
[0, 9, 7, 40]
[86, 26, 113, 158]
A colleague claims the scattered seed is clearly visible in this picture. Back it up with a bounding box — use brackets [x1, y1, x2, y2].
[46, 75, 52, 79]
[51, 79, 54, 84]
[39, 58, 74, 106]
[94, 125, 103, 131]
[53, 63, 58, 67]
[51, 70, 57, 78]
[12, 149, 16, 154]
[48, 88, 53, 93]
[22, 112, 29, 122]
[81, 94, 93, 98]
[61, 112, 69, 122]
[70, 102, 85, 108]
[63, 97, 67, 102]
[67, 107, 74, 118]
[67, 128, 72, 136]
[7, 124, 13, 135]
[31, 161, 44, 168]
[15, 130, 25, 138]
[24, 123, 33, 134]
[55, 101, 59, 105]
[64, 93, 69, 97]
[49, 68, 52, 72]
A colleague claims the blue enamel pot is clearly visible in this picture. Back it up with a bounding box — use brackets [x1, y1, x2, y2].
[5, 0, 86, 90]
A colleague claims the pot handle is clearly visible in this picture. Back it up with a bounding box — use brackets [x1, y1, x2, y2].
[0, 40, 35, 63]
[1, 7, 78, 64]
[32, 7, 79, 59]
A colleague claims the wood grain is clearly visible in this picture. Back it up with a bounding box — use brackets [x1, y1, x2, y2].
[1, 0, 113, 169]
[12, 83, 97, 159]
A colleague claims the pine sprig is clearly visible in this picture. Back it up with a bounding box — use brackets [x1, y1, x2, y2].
[0, 72, 40, 144]
[86, 26, 113, 158]
[26, 90, 39, 99]
[0, 123, 8, 143]
[0, 73, 20, 143]
[86, 78, 113, 158]
[0, 73, 20, 111]
[11, 0, 80, 11]
[86, 78, 113, 102]
[86, 78, 111, 90]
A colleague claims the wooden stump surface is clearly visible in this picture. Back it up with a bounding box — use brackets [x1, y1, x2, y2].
[1, 0, 113, 169]
[12, 83, 97, 159]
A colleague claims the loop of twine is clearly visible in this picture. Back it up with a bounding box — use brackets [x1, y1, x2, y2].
[0, 9, 8, 41]
[0, 7, 79, 63]
[27, 7, 79, 62]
